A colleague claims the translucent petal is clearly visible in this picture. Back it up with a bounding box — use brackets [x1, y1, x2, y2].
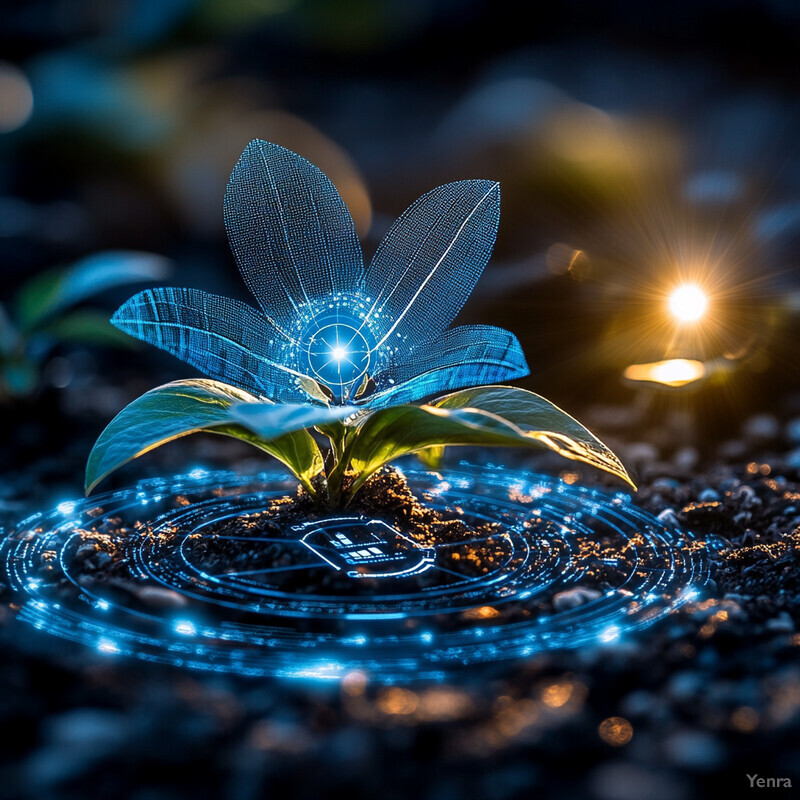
[111, 288, 312, 404]
[363, 325, 529, 409]
[361, 180, 500, 351]
[224, 140, 364, 328]
[231, 402, 357, 440]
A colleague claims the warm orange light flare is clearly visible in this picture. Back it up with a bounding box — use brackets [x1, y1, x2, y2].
[623, 359, 706, 388]
[668, 284, 708, 323]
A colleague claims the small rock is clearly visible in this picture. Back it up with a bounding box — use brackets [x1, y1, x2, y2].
[625, 442, 659, 464]
[743, 413, 780, 441]
[719, 440, 747, 460]
[137, 586, 189, 609]
[786, 448, 800, 472]
[553, 587, 602, 611]
[673, 447, 699, 472]
[731, 485, 760, 508]
[621, 690, 655, 716]
[74, 543, 97, 562]
[786, 418, 800, 444]
[698, 488, 720, 502]
[719, 599, 747, 621]
[657, 508, 680, 528]
[766, 612, 794, 633]
[667, 671, 704, 701]
[663, 730, 725, 770]
[652, 478, 680, 492]
[590, 763, 686, 800]
[719, 477, 741, 493]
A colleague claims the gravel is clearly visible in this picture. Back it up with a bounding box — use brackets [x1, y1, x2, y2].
[2, 406, 800, 799]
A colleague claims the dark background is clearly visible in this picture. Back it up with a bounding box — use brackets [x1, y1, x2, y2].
[2, 0, 800, 463]
[2, 3, 800, 800]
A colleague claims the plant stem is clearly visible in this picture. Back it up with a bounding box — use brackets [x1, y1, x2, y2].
[327, 464, 343, 507]
[320, 422, 345, 507]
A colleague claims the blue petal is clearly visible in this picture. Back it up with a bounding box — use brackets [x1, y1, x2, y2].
[111, 288, 313, 403]
[231, 402, 357, 440]
[360, 180, 500, 351]
[363, 325, 529, 409]
[224, 140, 364, 329]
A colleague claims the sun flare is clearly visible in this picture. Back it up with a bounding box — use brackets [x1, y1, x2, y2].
[668, 284, 708, 323]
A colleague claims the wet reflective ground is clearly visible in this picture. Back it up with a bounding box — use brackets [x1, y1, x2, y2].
[1, 466, 710, 681]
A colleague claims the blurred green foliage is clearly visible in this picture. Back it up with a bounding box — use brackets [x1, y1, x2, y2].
[0, 251, 169, 401]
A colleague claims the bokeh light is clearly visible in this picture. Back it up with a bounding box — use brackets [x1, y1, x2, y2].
[598, 716, 634, 747]
[0, 62, 33, 133]
[624, 358, 707, 388]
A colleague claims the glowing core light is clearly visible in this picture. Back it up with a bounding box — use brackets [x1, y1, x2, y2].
[306, 322, 371, 393]
[668, 284, 708, 323]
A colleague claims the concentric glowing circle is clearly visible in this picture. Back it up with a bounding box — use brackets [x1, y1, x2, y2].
[0, 467, 711, 681]
[306, 323, 370, 391]
[668, 284, 708, 322]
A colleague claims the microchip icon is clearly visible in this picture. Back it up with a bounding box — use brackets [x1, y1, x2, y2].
[297, 517, 435, 579]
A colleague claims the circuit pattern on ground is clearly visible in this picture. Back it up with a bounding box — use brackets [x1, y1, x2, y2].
[1, 466, 710, 681]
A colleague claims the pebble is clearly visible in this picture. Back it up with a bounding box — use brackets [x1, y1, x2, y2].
[672, 447, 699, 472]
[625, 442, 659, 464]
[787, 418, 800, 444]
[743, 414, 780, 441]
[656, 508, 680, 528]
[136, 586, 189, 609]
[666, 671, 704, 702]
[663, 730, 725, 770]
[590, 763, 686, 800]
[74, 543, 97, 561]
[25, 709, 131, 788]
[620, 690, 656, 716]
[651, 478, 680, 492]
[786, 448, 800, 471]
[765, 612, 794, 633]
[730, 484, 760, 508]
[718, 439, 747, 460]
[552, 587, 602, 611]
[718, 476, 741, 492]
[718, 599, 747, 621]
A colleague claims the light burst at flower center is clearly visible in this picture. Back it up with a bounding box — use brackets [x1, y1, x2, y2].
[306, 322, 371, 393]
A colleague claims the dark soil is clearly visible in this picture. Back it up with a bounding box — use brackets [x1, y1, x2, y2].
[4, 402, 800, 800]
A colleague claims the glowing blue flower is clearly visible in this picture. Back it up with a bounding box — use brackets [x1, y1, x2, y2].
[112, 140, 529, 408]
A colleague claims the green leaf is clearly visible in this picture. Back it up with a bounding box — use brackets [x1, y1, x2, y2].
[15, 251, 171, 330]
[342, 384, 633, 497]
[297, 375, 334, 404]
[416, 445, 445, 469]
[434, 385, 634, 487]
[37, 310, 137, 347]
[85, 379, 324, 495]
[231, 402, 357, 441]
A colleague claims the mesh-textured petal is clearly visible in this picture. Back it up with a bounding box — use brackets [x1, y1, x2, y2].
[224, 140, 364, 328]
[363, 324, 529, 409]
[361, 180, 500, 350]
[111, 288, 310, 403]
